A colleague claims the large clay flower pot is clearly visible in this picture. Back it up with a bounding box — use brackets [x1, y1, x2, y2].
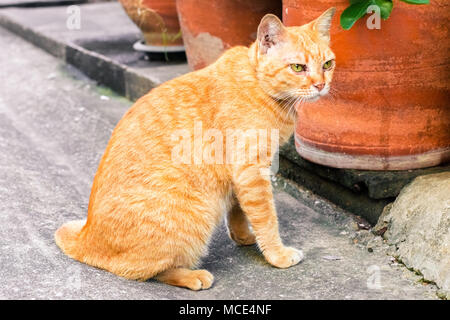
[283, 0, 450, 170]
[176, 0, 282, 70]
[119, 0, 183, 47]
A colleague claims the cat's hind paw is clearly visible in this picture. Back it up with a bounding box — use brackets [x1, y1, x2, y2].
[155, 268, 214, 291]
[228, 229, 257, 246]
[186, 270, 214, 291]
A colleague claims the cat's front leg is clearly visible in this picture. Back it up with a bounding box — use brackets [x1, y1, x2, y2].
[231, 164, 303, 268]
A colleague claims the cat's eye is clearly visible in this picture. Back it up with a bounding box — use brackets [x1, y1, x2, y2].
[290, 64, 306, 72]
[323, 60, 334, 70]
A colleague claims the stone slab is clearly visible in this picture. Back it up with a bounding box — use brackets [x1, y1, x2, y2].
[280, 138, 450, 200]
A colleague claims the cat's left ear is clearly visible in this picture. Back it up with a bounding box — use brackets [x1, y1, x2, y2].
[311, 7, 336, 44]
[257, 14, 287, 54]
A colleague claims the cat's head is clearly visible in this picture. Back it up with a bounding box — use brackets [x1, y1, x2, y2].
[252, 8, 336, 105]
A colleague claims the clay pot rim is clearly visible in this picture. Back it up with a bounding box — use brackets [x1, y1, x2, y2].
[295, 136, 450, 171]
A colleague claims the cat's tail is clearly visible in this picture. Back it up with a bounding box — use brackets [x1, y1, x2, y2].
[54, 220, 86, 259]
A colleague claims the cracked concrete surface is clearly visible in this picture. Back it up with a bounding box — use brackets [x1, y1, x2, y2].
[0, 27, 440, 299]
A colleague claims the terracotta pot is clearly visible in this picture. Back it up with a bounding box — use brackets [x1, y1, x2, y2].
[176, 0, 282, 70]
[119, 0, 183, 47]
[283, 0, 450, 170]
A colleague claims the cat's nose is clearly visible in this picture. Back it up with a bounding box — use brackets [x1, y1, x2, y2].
[314, 83, 325, 92]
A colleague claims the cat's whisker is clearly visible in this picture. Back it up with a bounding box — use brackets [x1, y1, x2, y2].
[283, 95, 301, 121]
[258, 90, 298, 129]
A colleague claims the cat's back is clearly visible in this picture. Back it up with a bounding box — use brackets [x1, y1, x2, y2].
[118, 45, 255, 132]
[150, 45, 254, 105]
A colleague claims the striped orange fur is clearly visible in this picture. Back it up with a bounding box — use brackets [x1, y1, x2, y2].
[55, 8, 336, 290]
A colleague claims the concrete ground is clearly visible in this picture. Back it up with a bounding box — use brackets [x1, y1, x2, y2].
[0, 27, 440, 299]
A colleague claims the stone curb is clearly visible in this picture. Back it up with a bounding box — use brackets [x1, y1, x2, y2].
[0, 10, 157, 101]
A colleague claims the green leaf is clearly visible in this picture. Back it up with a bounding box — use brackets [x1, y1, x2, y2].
[340, 0, 374, 30]
[374, 0, 393, 19]
[399, 0, 429, 4]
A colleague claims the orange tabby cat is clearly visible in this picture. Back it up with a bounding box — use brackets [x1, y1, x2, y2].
[55, 8, 336, 290]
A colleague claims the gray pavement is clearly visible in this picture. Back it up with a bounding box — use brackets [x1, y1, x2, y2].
[0, 27, 440, 299]
[0, 2, 136, 43]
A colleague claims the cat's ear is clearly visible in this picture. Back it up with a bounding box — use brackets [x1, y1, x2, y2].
[311, 7, 336, 44]
[257, 14, 287, 54]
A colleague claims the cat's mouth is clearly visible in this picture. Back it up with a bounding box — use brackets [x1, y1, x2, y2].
[303, 87, 329, 103]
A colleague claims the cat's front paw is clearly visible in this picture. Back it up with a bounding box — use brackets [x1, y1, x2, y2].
[263, 246, 304, 268]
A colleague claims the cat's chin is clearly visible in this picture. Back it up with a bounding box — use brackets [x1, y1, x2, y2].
[304, 95, 320, 103]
